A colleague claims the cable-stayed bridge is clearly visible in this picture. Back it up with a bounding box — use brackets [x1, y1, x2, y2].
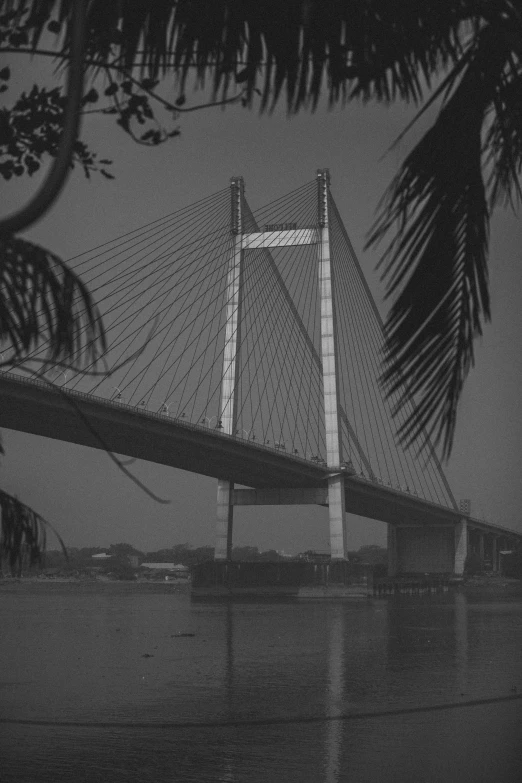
[0, 171, 519, 575]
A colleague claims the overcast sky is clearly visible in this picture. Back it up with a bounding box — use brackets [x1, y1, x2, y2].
[2, 60, 521, 553]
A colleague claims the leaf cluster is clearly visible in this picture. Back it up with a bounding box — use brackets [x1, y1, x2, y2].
[0, 80, 114, 180]
[368, 19, 522, 458]
[0, 76, 182, 182]
[0, 6, 183, 179]
[0, 236, 106, 367]
[107, 79, 181, 145]
[0, 488, 67, 575]
[1, 0, 488, 112]
[0, 68, 185, 181]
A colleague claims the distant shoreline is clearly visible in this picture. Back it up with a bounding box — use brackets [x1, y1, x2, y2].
[1, 574, 520, 595]
[0, 576, 191, 588]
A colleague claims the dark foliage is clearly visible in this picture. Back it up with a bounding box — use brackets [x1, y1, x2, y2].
[2, 0, 477, 111]
[0, 236, 106, 367]
[368, 21, 522, 457]
[0, 83, 114, 180]
[0, 488, 67, 575]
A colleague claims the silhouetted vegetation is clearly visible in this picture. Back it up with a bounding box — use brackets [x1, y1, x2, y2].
[4, 541, 388, 579]
[355, 544, 388, 566]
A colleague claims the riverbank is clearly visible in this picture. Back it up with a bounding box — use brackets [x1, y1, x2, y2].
[2, 572, 520, 598]
[0, 577, 191, 593]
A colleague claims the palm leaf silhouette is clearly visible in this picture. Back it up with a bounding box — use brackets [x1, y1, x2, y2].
[0, 489, 67, 575]
[0, 237, 106, 368]
[368, 24, 522, 457]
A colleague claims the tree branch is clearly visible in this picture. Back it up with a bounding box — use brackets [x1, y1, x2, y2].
[1, 46, 249, 113]
[0, 2, 88, 235]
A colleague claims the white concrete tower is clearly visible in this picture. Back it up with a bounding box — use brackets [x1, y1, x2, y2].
[215, 176, 244, 560]
[317, 169, 347, 559]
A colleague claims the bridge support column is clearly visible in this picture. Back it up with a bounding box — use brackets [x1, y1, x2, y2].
[387, 525, 398, 577]
[216, 480, 234, 561]
[454, 519, 467, 576]
[491, 535, 498, 572]
[328, 476, 347, 560]
[318, 169, 346, 560]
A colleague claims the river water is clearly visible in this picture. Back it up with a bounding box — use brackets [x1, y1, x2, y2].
[1, 581, 521, 782]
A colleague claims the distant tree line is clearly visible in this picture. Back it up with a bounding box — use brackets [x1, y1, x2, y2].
[21, 541, 389, 574]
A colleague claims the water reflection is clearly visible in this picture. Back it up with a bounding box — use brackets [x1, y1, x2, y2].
[1, 585, 520, 783]
[214, 596, 477, 783]
[324, 605, 345, 783]
[454, 592, 468, 696]
[225, 602, 234, 709]
[220, 603, 235, 783]
[383, 592, 474, 710]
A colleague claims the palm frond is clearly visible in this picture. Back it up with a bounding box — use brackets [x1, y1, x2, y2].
[11, 1, 482, 112]
[484, 64, 522, 209]
[0, 488, 67, 575]
[0, 236, 106, 367]
[366, 30, 507, 459]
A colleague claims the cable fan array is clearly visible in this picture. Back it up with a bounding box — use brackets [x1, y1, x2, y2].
[8, 177, 455, 509]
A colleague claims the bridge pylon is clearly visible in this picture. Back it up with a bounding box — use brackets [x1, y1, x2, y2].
[317, 169, 347, 559]
[214, 171, 348, 560]
[215, 176, 245, 560]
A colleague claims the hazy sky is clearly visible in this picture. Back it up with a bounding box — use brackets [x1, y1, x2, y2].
[2, 60, 521, 553]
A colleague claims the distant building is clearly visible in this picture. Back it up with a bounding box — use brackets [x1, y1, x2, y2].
[91, 553, 112, 560]
[297, 551, 331, 563]
[141, 563, 189, 573]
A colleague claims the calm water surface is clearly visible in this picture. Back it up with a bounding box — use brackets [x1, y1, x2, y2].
[1, 581, 521, 782]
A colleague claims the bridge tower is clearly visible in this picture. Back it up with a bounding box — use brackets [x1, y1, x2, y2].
[215, 176, 244, 560]
[317, 169, 347, 559]
[214, 170, 348, 560]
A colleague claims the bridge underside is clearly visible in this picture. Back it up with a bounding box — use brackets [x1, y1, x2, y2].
[0, 374, 462, 529]
[234, 488, 520, 576]
[232, 485, 460, 528]
[0, 374, 323, 489]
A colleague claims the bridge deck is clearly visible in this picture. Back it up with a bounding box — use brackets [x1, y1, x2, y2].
[0, 373, 519, 538]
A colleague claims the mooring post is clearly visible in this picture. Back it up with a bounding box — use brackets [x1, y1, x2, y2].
[215, 176, 244, 560]
[317, 169, 347, 560]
